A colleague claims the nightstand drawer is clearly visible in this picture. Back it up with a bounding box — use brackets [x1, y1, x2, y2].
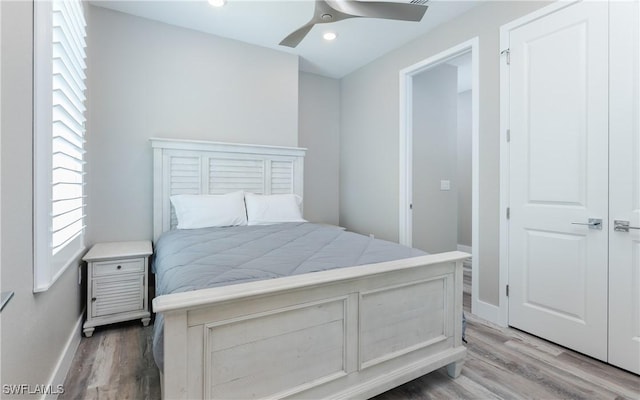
[92, 258, 144, 277]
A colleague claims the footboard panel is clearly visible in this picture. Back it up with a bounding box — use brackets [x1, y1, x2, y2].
[359, 277, 448, 369]
[154, 251, 468, 400]
[206, 297, 349, 398]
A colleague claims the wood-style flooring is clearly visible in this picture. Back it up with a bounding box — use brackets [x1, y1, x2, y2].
[60, 321, 160, 400]
[61, 265, 639, 399]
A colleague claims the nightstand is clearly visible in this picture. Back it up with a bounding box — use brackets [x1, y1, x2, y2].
[82, 240, 153, 337]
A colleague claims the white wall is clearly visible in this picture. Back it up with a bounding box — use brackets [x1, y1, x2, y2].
[85, 6, 300, 244]
[298, 72, 340, 225]
[1, 1, 83, 393]
[412, 64, 458, 253]
[340, 1, 550, 306]
[457, 90, 472, 248]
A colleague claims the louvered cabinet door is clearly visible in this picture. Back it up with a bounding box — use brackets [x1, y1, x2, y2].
[92, 274, 145, 317]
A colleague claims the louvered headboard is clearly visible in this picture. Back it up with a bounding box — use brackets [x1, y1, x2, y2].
[151, 138, 306, 241]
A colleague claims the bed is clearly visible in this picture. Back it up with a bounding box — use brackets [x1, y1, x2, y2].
[150, 138, 467, 399]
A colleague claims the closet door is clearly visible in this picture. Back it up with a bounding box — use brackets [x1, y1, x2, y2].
[608, 1, 640, 375]
[507, 1, 609, 361]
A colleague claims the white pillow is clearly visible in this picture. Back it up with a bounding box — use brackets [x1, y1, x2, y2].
[170, 191, 247, 229]
[245, 193, 306, 225]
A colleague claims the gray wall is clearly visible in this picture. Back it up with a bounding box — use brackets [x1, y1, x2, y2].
[298, 72, 340, 225]
[339, 57, 402, 241]
[457, 90, 472, 248]
[85, 6, 300, 244]
[1, 1, 83, 393]
[339, 1, 549, 306]
[412, 64, 458, 253]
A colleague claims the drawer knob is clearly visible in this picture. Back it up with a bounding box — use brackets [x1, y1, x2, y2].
[117, 265, 122, 270]
[91, 297, 96, 302]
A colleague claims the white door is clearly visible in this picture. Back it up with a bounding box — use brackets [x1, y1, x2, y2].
[507, 1, 609, 361]
[608, 1, 640, 375]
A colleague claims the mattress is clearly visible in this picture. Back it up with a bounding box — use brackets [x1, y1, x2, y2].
[152, 222, 426, 369]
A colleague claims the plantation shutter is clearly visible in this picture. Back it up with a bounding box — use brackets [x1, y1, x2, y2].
[51, 0, 87, 253]
[34, 0, 87, 292]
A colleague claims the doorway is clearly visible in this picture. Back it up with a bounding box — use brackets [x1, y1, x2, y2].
[399, 38, 483, 318]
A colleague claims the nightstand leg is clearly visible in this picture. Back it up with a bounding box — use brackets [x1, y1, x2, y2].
[83, 327, 95, 338]
[141, 317, 151, 327]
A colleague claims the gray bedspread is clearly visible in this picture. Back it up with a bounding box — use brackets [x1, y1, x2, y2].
[152, 222, 425, 370]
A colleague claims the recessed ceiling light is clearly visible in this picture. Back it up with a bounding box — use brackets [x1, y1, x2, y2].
[323, 32, 337, 41]
[208, 0, 226, 7]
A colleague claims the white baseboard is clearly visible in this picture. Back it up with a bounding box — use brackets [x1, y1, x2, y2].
[471, 298, 501, 326]
[43, 311, 84, 400]
[457, 244, 472, 254]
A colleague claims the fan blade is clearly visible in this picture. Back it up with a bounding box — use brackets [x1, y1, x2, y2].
[328, 1, 428, 22]
[279, 22, 315, 47]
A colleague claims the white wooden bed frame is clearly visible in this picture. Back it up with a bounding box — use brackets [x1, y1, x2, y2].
[150, 138, 467, 399]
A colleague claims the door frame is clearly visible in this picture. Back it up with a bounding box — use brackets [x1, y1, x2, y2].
[499, 0, 581, 327]
[398, 38, 484, 318]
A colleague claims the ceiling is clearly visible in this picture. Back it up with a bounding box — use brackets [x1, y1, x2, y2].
[90, 0, 480, 78]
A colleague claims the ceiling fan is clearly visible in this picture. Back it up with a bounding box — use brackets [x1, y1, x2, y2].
[279, 0, 429, 48]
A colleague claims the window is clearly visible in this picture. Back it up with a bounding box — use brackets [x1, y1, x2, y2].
[34, 0, 87, 292]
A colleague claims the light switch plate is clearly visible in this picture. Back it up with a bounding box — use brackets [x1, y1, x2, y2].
[440, 180, 451, 191]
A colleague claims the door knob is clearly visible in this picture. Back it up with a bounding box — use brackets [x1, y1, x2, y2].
[571, 218, 602, 230]
[614, 220, 640, 233]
